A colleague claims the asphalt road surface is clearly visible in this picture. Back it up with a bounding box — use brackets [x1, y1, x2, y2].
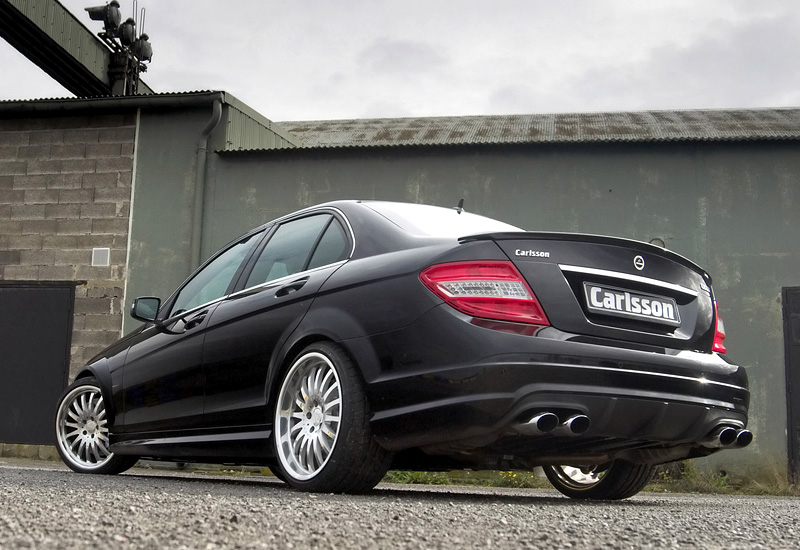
[1, 459, 797, 549]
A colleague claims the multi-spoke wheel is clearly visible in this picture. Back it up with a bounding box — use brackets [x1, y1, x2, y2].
[543, 460, 655, 500]
[275, 350, 342, 479]
[273, 342, 392, 493]
[55, 377, 138, 475]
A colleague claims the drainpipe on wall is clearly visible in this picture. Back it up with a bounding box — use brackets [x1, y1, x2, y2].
[191, 96, 224, 269]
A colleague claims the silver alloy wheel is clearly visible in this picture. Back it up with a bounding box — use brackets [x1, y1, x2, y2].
[550, 465, 607, 487]
[55, 385, 114, 471]
[275, 351, 343, 481]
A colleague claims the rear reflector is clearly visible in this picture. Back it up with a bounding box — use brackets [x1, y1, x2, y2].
[713, 303, 727, 353]
[420, 261, 550, 326]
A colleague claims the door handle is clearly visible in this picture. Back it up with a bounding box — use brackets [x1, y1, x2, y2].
[183, 313, 207, 331]
[275, 277, 309, 297]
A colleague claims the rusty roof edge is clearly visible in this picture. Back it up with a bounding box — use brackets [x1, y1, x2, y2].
[272, 107, 800, 150]
[218, 132, 800, 155]
[277, 106, 800, 127]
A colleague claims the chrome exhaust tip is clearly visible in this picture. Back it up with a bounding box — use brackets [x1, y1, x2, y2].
[735, 429, 753, 448]
[514, 412, 559, 435]
[702, 426, 738, 448]
[553, 414, 591, 436]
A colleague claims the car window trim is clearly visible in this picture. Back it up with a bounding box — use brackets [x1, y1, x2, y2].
[227, 259, 350, 301]
[158, 295, 225, 328]
[220, 229, 272, 298]
[302, 216, 335, 272]
[153, 207, 355, 323]
[150, 253, 350, 327]
[235, 213, 331, 292]
[156, 257, 351, 327]
[231, 208, 355, 294]
[228, 223, 279, 295]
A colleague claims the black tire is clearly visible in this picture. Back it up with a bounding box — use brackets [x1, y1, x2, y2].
[543, 460, 655, 500]
[268, 463, 288, 483]
[272, 342, 392, 493]
[54, 377, 138, 475]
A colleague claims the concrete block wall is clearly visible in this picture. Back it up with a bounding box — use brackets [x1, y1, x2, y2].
[0, 113, 136, 376]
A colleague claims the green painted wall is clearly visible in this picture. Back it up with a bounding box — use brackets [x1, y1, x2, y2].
[125, 106, 226, 332]
[126, 135, 800, 478]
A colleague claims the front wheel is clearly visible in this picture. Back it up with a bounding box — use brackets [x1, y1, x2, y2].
[55, 377, 138, 475]
[543, 460, 655, 500]
[272, 342, 392, 493]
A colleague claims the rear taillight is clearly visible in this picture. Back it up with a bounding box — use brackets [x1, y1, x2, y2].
[420, 261, 550, 326]
[713, 303, 726, 353]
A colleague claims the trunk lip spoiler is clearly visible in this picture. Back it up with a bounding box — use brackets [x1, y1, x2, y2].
[459, 231, 712, 284]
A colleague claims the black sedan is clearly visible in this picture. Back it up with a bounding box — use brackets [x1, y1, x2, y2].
[55, 200, 751, 499]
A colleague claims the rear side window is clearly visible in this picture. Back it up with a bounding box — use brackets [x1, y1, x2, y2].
[307, 219, 349, 270]
[245, 214, 343, 288]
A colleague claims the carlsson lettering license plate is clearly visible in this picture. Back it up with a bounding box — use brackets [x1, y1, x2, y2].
[583, 283, 681, 327]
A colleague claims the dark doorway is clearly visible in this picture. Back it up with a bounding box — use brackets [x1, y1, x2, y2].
[0, 283, 75, 445]
[784, 287, 800, 483]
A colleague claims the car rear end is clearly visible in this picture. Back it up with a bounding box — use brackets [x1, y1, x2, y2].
[362, 221, 749, 466]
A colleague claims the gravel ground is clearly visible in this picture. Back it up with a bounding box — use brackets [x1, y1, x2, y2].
[0, 458, 798, 549]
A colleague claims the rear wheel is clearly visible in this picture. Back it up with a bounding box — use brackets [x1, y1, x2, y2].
[272, 342, 392, 493]
[543, 460, 655, 500]
[55, 377, 138, 475]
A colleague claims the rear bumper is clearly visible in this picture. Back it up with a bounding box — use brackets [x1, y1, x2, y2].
[352, 305, 749, 454]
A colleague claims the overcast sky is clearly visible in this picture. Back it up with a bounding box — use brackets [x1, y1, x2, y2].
[1, 0, 798, 121]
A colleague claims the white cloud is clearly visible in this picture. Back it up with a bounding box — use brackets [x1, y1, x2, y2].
[1, 0, 798, 119]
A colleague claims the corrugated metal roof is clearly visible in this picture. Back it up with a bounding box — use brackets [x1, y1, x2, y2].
[0, 91, 302, 150]
[0, 90, 220, 107]
[276, 108, 800, 149]
[3, 92, 798, 151]
[218, 94, 302, 151]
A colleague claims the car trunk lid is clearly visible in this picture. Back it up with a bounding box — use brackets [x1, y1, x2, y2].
[462, 232, 716, 352]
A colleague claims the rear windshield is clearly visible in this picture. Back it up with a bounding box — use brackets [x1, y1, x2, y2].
[364, 202, 521, 238]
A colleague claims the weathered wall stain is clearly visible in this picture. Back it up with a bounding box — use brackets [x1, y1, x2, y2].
[201, 140, 799, 476]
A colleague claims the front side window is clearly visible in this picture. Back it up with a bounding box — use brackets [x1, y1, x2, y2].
[245, 214, 350, 289]
[170, 232, 261, 316]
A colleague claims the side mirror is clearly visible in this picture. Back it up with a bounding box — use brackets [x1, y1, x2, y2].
[130, 297, 161, 324]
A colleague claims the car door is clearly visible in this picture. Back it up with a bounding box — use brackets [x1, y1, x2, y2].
[200, 212, 352, 429]
[118, 230, 264, 433]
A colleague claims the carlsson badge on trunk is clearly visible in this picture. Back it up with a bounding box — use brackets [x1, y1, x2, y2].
[583, 283, 681, 327]
[633, 255, 645, 271]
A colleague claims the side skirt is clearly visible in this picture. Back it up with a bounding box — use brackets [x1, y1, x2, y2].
[110, 429, 274, 463]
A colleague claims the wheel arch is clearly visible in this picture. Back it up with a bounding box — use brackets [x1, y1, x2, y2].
[71, 360, 118, 424]
[267, 322, 393, 492]
[265, 308, 381, 414]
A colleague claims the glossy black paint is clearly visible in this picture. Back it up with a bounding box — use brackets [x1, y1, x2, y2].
[74, 200, 750, 469]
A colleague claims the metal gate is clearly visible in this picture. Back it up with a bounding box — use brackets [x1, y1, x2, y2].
[784, 287, 800, 482]
[0, 283, 75, 445]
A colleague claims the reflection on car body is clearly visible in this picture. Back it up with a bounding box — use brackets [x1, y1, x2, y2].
[55, 200, 751, 499]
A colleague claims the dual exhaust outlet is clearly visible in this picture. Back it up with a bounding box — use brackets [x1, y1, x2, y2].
[514, 414, 753, 450]
[702, 426, 753, 449]
[514, 412, 591, 437]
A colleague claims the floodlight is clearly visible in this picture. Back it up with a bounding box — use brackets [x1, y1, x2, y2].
[84, 1, 121, 33]
[118, 17, 136, 46]
[133, 34, 152, 62]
